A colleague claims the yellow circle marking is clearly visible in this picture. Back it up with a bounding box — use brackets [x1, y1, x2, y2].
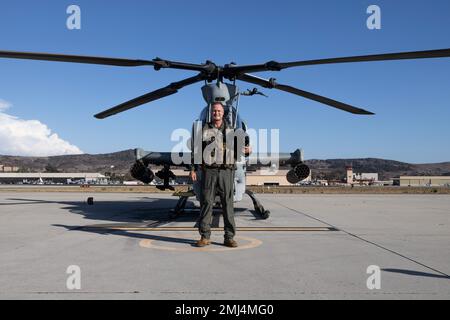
[139, 235, 262, 252]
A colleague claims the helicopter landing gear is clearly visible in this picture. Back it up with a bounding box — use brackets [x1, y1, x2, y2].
[169, 195, 189, 219]
[245, 190, 270, 219]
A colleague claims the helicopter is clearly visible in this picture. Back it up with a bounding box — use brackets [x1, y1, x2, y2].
[0, 48, 449, 219]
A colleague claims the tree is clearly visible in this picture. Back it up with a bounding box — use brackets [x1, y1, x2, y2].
[45, 164, 59, 173]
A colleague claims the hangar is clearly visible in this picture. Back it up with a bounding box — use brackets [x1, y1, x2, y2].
[398, 176, 450, 187]
[0, 172, 108, 184]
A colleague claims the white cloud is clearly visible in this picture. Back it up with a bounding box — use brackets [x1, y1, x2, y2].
[0, 100, 83, 156]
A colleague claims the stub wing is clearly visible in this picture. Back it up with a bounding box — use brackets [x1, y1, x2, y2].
[246, 149, 310, 184]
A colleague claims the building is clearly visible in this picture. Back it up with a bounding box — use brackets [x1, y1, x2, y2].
[0, 165, 19, 173]
[0, 173, 108, 184]
[397, 176, 450, 187]
[170, 169, 191, 185]
[346, 166, 353, 184]
[346, 166, 378, 185]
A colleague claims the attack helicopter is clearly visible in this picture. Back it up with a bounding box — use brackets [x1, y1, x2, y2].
[0, 48, 449, 218]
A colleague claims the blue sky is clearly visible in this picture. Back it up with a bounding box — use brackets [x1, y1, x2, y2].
[0, 0, 449, 163]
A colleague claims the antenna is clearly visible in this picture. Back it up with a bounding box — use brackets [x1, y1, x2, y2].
[234, 92, 241, 129]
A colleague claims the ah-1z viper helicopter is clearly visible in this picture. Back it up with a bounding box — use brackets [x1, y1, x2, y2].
[1, 48, 449, 218]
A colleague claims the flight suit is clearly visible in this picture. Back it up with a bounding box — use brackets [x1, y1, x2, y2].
[199, 166, 235, 240]
[197, 121, 236, 240]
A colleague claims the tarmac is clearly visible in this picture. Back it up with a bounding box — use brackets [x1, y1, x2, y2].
[0, 190, 449, 299]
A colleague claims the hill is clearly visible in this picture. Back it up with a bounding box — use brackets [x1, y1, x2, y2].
[1, 151, 449, 180]
[0, 150, 135, 174]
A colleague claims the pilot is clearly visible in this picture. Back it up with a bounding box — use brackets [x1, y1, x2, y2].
[190, 102, 251, 248]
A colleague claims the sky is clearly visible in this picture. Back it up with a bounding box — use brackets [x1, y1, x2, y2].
[0, 0, 449, 163]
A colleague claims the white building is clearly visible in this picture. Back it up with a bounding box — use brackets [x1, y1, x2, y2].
[346, 166, 378, 185]
[0, 172, 108, 184]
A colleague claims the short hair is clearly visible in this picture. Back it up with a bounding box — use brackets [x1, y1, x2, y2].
[211, 102, 224, 109]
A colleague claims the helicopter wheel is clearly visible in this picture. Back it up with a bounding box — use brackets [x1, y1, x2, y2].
[87, 197, 94, 205]
[256, 205, 270, 219]
[261, 210, 270, 220]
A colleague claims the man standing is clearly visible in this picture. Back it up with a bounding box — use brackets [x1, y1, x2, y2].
[190, 102, 250, 248]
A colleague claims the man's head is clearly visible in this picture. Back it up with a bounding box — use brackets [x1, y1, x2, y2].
[211, 102, 224, 123]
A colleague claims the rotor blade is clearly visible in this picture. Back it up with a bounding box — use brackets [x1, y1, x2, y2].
[151, 57, 214, 72]
[94, 88, 177, 119]
[275, 84, 375, 115]
[226, 48, 450, 74]
[238, 74, 374, 115]
[94, 74, 205, 119]
[0, 50, 155, 67]
[0, 50, 210, 72]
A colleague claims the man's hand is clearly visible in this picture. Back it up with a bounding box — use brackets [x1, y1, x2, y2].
[190, 170, 197, 182]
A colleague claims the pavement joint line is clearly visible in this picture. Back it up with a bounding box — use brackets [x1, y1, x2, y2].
[269, 199, 450, 278]
[81, 226, 337, 232]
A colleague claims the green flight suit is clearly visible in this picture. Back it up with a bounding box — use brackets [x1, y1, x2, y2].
[197, 121, 236, 240]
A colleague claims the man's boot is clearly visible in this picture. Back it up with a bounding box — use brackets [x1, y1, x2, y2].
[196, 237, 211, 247]
[224, 238, 238, 248]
